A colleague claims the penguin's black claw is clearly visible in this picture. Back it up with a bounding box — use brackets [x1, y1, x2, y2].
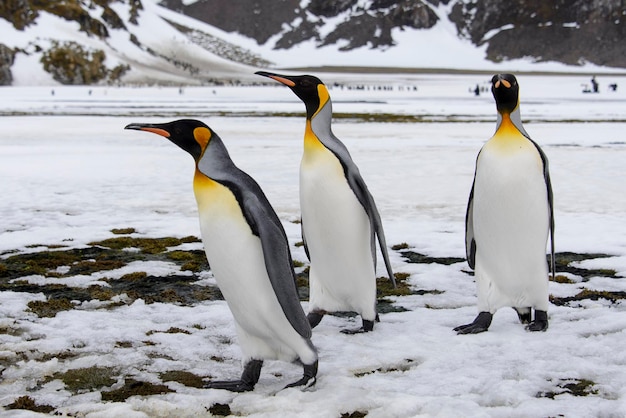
[526, 310, 548, 332]
[284, 361, 318, 391]
[204, 380, 255, 392]
[340, 327, 366, 335]
[340, 319, 374, 334]
[307, 312, 325, 329]
[454, 311, 492, 334]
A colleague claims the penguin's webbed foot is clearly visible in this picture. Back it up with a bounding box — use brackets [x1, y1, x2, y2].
[204, 379, 255, 392]
[284, 361, 317, 391]
[205, 359, 262, 392]
[526, 310, 548, 332]
[514, 307, 532, 324]
[307, 311, 325, 329]
[454, 312, 492, 334]
[340, 319, 374, 334]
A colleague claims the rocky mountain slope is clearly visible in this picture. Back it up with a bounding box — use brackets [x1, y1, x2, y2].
[0, 0, 623, 86]
[162, 0, 625, 68]
[0, 0, 267, 85]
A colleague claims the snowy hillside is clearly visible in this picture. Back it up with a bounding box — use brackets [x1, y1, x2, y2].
[0, 0, 264, 86]
[1, 0, 624, 87]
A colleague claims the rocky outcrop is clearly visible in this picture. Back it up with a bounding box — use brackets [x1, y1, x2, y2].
[0, 44, 15, 85]
[449, 0, 626, 67]
[160, 0, 626, 68]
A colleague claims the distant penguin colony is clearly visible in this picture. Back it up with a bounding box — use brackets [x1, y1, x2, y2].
[125, 120, 317, 392]
[125, 72, 555, 392]
[255, 71, 396, 334]
[455, 73, 555, 334]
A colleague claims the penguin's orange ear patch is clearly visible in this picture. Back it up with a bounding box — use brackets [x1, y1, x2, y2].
[193, 127, 212, 149]
[141, 127, 170, 137]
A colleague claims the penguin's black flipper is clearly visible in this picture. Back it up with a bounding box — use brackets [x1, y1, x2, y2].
[454, 312, 493, 334]
[465, 179, 477, 269]
[529, 138, 556, 281]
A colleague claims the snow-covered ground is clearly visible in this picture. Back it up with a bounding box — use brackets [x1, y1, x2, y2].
[1, 73, 626, 417]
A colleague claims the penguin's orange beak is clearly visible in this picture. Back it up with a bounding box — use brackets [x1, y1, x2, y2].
[255, 71, 296, 87]
[125, 123, 170, 138]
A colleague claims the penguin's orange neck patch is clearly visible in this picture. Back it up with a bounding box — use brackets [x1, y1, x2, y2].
[193, 169, 218, 189]
[489, 113, 528, 152]
[303, 120, 326, 154]
[496, 113, 518, 136]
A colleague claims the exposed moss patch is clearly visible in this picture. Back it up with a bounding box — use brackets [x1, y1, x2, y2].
[551, 274, 575, 284]
[0, 233, 219, 308]
[120, 271, 147, 281]
[41, 41, 111, 85]
[354, 359, 416, 378]
[27, 298, 74, 317]
[391, 243, 410, 250]
[90, 236, 200, 254]
[550, 289, 626, 306]
[101, 378, 174, 402]
[55, 366, 117, 393]
[2, 249, 81, 277]
[537, 378, 598, 399]
[377, 272, 412, 297]
[400, 251, 465, 265]
[146, 327, 191, 336]
[165, 327, 191, 335]
[166, 249, 209, 272]
[209, 403, 232, 416]
[111, 228, 136, 235]
[341, 411, 368, 418]
[6, 395, 54, 414]
[160, 370, 206, 388]
[553, 252, 618, 279]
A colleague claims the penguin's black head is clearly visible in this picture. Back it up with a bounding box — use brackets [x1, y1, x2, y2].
[491, 73, 520, 114]
[124, 119, 212, 161]
[255, 71, 327, 119]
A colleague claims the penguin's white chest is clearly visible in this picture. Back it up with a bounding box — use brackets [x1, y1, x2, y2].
[472, 131, 550, 309]
[193, 174, 294, 345]
[299, 136, 375, 315]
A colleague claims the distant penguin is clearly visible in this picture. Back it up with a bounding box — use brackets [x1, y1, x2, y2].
[125, 119, 317, 391]
[455, 74, 555, 334]
[255, 71, 395, 334]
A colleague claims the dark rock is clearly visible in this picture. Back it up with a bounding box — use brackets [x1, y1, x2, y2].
[0, 44, 15, 85]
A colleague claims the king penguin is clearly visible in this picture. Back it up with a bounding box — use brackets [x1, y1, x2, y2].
[455, 74, 555, 334]
[124, 119, 318, 391]
[255, 71, 395, 334]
